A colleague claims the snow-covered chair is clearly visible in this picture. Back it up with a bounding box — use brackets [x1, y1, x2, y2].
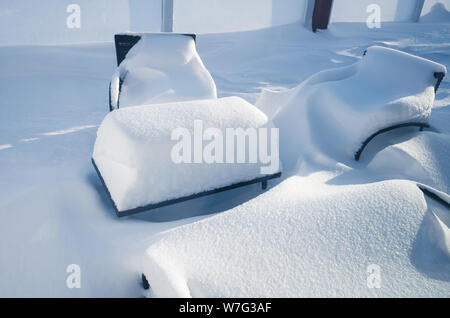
[109, 33, 217, 111]
[260, 46, 446, 165]
[93, 97, 281, 217]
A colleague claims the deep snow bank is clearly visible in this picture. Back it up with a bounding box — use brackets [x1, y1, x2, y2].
[142, 178, 449, 297]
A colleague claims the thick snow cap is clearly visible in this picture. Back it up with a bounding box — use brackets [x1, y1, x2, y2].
[111, 33, 217, 109]
[258, 45, 447, 168]
[93, 97, 280, 212]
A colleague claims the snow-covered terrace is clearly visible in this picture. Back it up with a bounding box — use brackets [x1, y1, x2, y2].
[0, 0, 449, 297]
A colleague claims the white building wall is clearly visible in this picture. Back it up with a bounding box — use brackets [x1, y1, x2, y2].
[0, 0, 162, 46]
[172, 0, 309, 34]
[1, 0, 444, 46]
[330, 0, 420, 22]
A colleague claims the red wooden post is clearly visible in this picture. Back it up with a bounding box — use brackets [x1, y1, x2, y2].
[312, 0, 333, 32]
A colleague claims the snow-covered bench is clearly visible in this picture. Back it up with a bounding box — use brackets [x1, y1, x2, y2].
[259, 46, 446, 165]
[97, 33, 280, 217]
[93, 97, 281, 217]
[109, 33, 217, 111]
[95, 45, 445, 216]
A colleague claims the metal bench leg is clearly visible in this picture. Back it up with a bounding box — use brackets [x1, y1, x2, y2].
[142, 273, 150, 290]
[262, 180, 268, 190]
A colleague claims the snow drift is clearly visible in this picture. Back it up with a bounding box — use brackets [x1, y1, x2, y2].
[142, 178, 449, 297]
[93, 96, 280, 213]
[421, 2, 450, 23]
[369, 132, 450, 194]
[257, 46, 446, 169]
[110, 33, 217, 109]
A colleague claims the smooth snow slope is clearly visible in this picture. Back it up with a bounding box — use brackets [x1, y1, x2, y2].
[369, 132, 450, 194]
[143, 178, 449, 297]
[0, 21, 449, 296]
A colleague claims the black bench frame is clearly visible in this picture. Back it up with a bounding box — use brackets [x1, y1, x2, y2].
[354, 71, 446, 161]
[92, 159, 281, 218]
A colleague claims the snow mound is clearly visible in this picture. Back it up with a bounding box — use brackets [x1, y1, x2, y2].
[369, 132, 450, 193]
[431, 106, 450, 134]
[257, 46, 446, 169]
[112, 34, 217, 109]
[142, 178, 449, 297]
[421, 3, 450, 23]
[93, 97, 280, 212]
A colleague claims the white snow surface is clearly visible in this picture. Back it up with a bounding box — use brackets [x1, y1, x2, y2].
[93, 97, 278, 212]
[0, 21, 449, 297]
[113, 34, 217, 109]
